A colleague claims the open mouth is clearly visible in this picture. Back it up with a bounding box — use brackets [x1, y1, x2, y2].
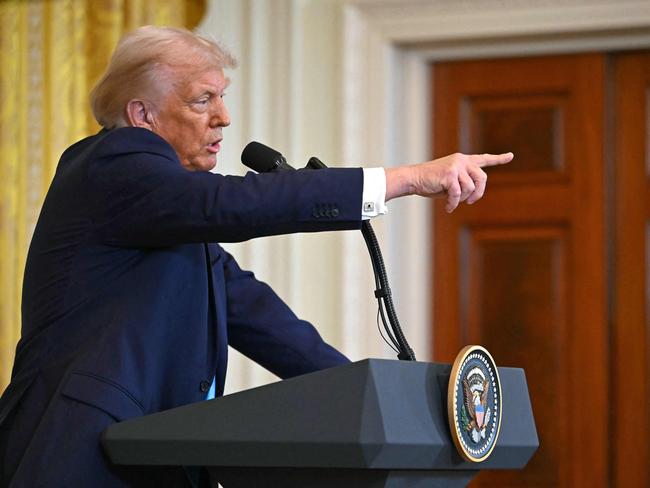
[207, 140, 221, 153]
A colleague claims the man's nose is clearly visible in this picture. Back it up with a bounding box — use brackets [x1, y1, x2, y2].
[211, 102, 230, 127]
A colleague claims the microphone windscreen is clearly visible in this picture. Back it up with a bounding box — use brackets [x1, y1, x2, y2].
[241, 141, 284, 173]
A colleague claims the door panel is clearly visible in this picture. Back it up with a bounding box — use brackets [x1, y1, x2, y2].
[464, 93, 567, 176]
[613, 51, 650, 488]
[463, 225, 568, 487]
[433, 54, 608, 487]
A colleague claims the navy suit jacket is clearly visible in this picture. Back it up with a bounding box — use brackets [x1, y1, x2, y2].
[0, 127, 362, 486]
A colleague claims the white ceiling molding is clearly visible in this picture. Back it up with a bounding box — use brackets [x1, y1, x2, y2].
[347, 0, 650, 60]
[350, 0, 650, 44]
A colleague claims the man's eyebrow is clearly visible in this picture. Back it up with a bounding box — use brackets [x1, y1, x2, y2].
[205, 78, 231, 94]
[195, 83, 230, 98]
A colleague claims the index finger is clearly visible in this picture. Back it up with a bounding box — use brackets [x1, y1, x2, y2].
[469, 152, 514, 167]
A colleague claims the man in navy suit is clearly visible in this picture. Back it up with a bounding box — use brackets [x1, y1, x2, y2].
[0, 26, 511, 486]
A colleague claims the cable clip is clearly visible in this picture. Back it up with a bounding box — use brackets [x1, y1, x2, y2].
[374, 287, 390, 299]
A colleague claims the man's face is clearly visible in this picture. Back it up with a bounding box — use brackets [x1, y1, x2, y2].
[151, 67, 230, 171]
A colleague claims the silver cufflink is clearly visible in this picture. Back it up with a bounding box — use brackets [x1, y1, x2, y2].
[364, 202, 375, 212]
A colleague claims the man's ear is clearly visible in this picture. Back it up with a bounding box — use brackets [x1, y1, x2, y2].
[126, 100, 155, 130]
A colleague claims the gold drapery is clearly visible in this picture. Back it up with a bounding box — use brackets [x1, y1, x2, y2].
[0, 0, 206, 389]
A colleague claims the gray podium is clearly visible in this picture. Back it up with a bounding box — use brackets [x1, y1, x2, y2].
[103, 359, 538, 487]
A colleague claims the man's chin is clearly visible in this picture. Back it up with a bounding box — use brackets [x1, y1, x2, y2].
[205, 154, 218, 171]
[204, 157, 218, 172]
[184, 156, 217, 172]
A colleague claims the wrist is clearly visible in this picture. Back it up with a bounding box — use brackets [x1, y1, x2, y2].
[385, 166, 417, 202]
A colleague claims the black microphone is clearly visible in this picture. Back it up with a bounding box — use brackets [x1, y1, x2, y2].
[241, 141, 296, 172]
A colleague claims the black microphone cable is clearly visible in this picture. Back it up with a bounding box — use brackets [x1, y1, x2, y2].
[360, 220, 415, 360]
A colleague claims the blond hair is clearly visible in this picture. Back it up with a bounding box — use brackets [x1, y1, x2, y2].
[90, 26, 236, 128]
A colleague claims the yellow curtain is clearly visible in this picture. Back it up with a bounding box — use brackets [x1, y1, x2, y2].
[0, 0, 206, 390]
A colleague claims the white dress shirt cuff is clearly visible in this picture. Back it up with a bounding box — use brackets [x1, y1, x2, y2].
[361, 168, 388, 220]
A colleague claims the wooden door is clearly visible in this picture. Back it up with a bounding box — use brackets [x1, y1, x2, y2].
[613, 51, 650, 488]
[432, 54, 609, 487]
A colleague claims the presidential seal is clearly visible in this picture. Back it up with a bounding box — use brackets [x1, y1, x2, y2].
[447, 345, 502, 462]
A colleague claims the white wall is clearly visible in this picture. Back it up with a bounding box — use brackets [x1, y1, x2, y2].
[198, 0, 650, 395]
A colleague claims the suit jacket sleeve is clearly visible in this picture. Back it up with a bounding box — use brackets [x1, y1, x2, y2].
[85, 127, 363, 247]
[222, 250, 350, 378]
